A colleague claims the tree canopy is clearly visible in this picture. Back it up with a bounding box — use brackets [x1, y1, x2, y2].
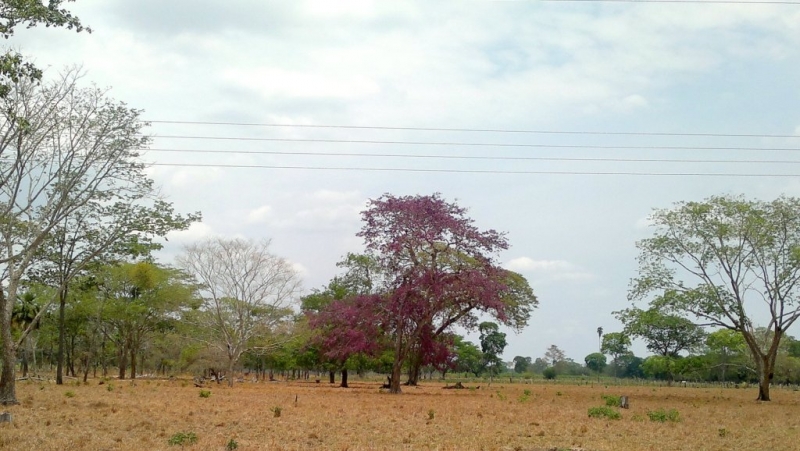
[630, 195, 800, 401]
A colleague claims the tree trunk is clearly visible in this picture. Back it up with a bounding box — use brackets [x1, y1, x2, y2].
[0, 290, 18, 405]
[228, 357, 235, 387]
[118, 345, 127, 380]
[389, 360, 403, 394]
[129, 347, 137, 380]
[328, 370, 335, 384]
[340, 368, 348, 388]
[56, 288, 67, 385]
[405, 352, 422, 386]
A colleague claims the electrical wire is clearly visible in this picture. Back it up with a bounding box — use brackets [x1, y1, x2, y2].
[147, 135, 800, 152]
[145, 120, 800, 139]
[144, 148, 800, 164]
[147, 162, 798, 177]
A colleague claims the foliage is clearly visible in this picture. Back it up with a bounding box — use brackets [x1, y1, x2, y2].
[328, 193, 537, 393]
[226, 438, 239, 450]
[587, 406, 621, 420]
[199, 390, 211, 398]
[601, 394, 622, 407]
[630, 195, 800, 401]
[479, 321, 507, 375]
[513, 355, 532, 373]
[167, 431, 198, 446]
[271, 406, 282, 418]
[601, 332, 631, 377]
[178, 238, 300, 387]
[616, 307, 706, 357]
[647, 408, 681, 422]
[542, 367, 557, 380]
[0, 68, 198, 404]
[453, 336, 484, 376]
[584, 353, 607, 374]
[544, 344, 566, 367]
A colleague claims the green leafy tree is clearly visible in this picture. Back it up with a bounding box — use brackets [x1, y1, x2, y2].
[479, 322, 507, 377]
[705, 329, 749, 383]
[601, 332, 631, 378]
[630, 195, 800, 401]
[616, 307, 706, 357]
[0, 0, 88, 98]
[97, 262, 197, 380]
[584, 352, 607, 378]
[453, 336, 483, 377]
[513, 356, 532, 374]
[0, 68, 197, 405]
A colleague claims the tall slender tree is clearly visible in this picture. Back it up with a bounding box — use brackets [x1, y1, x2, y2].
[0, 68, 197, 405]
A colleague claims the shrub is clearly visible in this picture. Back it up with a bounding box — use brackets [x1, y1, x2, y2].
[167, 432, 198, 446]
[601, 394, 621, 407]
[199, 390, 211, 398]
[542, 367, 557, 380]
[587, 406, 621, 420]
[271, 406, 282, 418]
[64, 391, 75, 398]
[226, 438, 239, 450]
[647, 408, 680, 422]
[427, 409, 435, 420]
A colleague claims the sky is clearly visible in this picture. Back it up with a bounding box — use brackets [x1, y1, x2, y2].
[9, 0, 800, 363]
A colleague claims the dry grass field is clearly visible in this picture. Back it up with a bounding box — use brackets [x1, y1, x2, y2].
[1, 377, 799, 451]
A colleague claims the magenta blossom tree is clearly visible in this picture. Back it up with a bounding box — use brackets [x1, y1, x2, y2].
[357, 193, 537, 393]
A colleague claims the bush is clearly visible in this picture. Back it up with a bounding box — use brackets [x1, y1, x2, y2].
[199, 390, 211, 398]
[168, 432, 198, 446]
[64, 391, 75, 398]
[271, 406, 282, 418]
[647, 408, 680, 422]
[542, 367, 557, 380]
[588, 406, 621, 420]
[602, 394, 622, 407]
[226, 438, 239, 450]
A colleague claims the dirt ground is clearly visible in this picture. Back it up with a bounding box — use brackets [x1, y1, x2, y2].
[1, 378, 799, 450]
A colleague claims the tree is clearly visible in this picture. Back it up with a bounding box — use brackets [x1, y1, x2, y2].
[584, 352, 607, 378]
[355, 193, 536, 393]
[596, 326, 603, 352]
[630, 195, 800, 401]
[177, 238, 301, 387]
[513, 355, 531, 374]
[616, 307, 706, 357]
[453, 336, 483, 377]
[544, 344, 566, 368]
[0, 69, 196, 405]
[0, 0, 88, 98]
[601, 332, 631, 378]
[479, 321, 507, 377]
[97, 262, 197, 380]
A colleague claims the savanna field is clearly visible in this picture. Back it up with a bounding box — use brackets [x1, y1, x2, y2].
[2, 378, 799, 451]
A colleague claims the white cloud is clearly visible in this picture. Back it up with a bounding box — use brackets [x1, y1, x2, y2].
[505, 257, 573, 272]
[246, 205, 273, 224]
[634, 216, 654, 230]
[165, 222, 213, 244]
[505, 257, 597, 284]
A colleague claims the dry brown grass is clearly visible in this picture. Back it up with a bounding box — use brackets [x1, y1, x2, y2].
[1, 378, 799, 450]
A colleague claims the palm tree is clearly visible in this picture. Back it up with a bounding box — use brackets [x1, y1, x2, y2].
[597, 327, 603, 352]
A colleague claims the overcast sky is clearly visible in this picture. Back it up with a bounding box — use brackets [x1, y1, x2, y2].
[10, 0, 800, 362]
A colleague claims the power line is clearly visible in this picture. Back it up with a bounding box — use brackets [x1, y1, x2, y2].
[145, 148, 800, 164]
[148, 135, 800, 152]
[147, 162, 798, 177]
[146, 120, 800, 139]
[536, 0, 800, 4]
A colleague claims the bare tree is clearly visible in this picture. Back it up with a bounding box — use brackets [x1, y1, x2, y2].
[177, 238, 301, 387]
[0, 69, 196, 405]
